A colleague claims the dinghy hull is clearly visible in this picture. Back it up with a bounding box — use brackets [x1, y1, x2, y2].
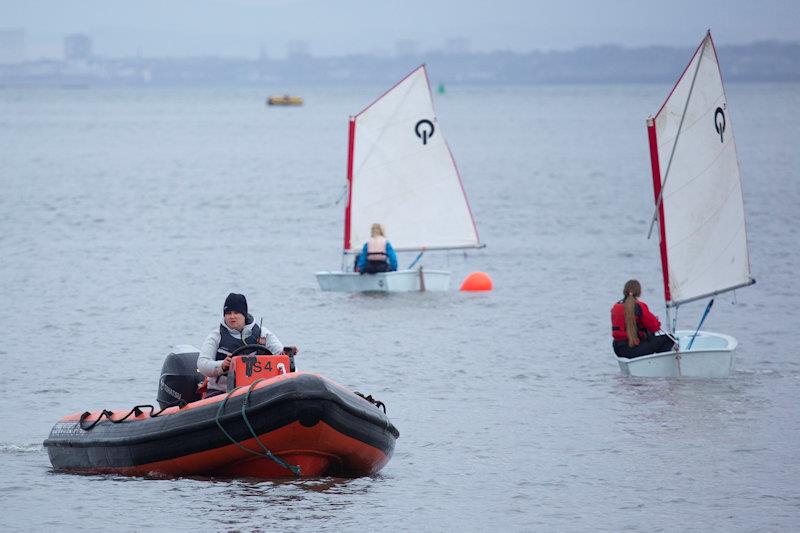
[44, 373, 398, 478]
[616, 330, 737, 378]
[315, 269, 450, 292]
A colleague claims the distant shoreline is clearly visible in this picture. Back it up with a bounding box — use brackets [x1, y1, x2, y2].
[1, 41, 798, 86]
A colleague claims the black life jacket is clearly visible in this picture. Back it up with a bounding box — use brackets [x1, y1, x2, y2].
[215, 318, 263, 360]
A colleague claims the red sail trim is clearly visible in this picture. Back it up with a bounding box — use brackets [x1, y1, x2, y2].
[354, 64, 426, 118]
[419, 65, 481, 246]
[706, 31, 754, 281]
[706, 31, 724, 87]
[654, 32, 709, 120]
[648, 119, 671, 304]
[343, 117, 356, 251]
[443, 141, 480, 246]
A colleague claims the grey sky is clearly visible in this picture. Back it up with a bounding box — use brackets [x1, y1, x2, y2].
[3, 0, 799, 59]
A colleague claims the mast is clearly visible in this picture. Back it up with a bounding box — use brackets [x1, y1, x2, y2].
[646, 116, 671, 307]
[343, 117, 356, 252]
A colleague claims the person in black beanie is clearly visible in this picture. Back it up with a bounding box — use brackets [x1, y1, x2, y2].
[223, 292, 248, 316]
[197, 293, 289, 397]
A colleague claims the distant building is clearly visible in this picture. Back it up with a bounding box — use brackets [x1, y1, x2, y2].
[286, 40, 310, 59]
[0, 28, 26, 64]
[64, 34, 92, 61]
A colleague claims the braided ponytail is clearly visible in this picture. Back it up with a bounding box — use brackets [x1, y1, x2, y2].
[623, 279, 642, 347]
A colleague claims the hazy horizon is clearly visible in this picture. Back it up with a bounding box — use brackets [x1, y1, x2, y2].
[2, 0, 799, 60]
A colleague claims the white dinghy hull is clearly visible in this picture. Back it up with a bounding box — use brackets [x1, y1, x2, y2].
[315, 269, 450, 292]
[616, 330, 737, 378]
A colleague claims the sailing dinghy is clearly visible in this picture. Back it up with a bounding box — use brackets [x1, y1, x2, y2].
[316, 65, 482, 292]
[618, 31, 755, 378]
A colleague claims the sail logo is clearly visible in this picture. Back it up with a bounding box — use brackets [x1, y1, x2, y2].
[714, 106, 726, 143]
[415, 119, 435, 145]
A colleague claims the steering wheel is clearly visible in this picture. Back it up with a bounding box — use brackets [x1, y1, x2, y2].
[230, 344, 273, 356]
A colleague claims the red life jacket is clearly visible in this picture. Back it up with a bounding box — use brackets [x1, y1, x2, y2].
[610, 300, 647, 343]
[366, 237, 388, 262]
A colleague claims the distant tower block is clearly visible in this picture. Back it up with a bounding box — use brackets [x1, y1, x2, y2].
[286, 40, 310, 59]
[64, 33, 92, 62]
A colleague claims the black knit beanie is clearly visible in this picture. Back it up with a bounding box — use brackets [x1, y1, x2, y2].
[223, 293, 248, 316]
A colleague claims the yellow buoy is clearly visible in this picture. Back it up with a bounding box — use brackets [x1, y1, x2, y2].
[460, 271, 493, 291]
[267, 95, 304, 106]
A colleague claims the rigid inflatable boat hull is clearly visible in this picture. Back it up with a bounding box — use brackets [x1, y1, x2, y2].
[44, 373, 398, 478]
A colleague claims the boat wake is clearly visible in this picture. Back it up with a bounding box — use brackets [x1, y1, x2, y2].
[0, 442, 43, 455]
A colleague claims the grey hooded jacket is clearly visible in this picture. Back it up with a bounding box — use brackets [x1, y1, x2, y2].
[197, 317, 283, 393]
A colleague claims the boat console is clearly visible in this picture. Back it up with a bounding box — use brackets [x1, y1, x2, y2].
[157, 344, 298, 408]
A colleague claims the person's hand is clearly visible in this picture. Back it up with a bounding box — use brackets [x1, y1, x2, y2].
[256, 337, 266, 345]
[220, 355, 233, 373]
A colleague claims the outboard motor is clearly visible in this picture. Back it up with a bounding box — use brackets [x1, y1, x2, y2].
[157, 345, 204, 409]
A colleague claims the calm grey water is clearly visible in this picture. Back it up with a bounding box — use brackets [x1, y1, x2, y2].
[1, 82, 799, 532]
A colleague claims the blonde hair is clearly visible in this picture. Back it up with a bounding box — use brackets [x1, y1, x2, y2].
[623, 279, 642, 347]
[370, 223, 385, 238]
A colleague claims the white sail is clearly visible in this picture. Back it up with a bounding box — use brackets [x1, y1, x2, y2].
[648, 32, 754, 307]
[344, 65, 480, 252]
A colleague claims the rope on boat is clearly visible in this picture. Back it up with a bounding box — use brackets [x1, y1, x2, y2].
[354, 392, 386, 413]
[79, 410, 115, 430]
[214, 379, 301, 477]
[76, 385, 300, 476]
[79, 402, 186, 431]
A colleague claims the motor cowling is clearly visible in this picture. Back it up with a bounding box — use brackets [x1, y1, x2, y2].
[157, 346, 203, 409]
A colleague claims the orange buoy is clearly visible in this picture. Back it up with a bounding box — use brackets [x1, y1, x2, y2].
[460, 271, 493, 291]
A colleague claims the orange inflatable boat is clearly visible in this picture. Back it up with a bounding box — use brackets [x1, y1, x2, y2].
[44, 348, 398, 478]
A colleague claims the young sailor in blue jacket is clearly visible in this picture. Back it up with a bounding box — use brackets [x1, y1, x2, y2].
[357, 223, 398, 274]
